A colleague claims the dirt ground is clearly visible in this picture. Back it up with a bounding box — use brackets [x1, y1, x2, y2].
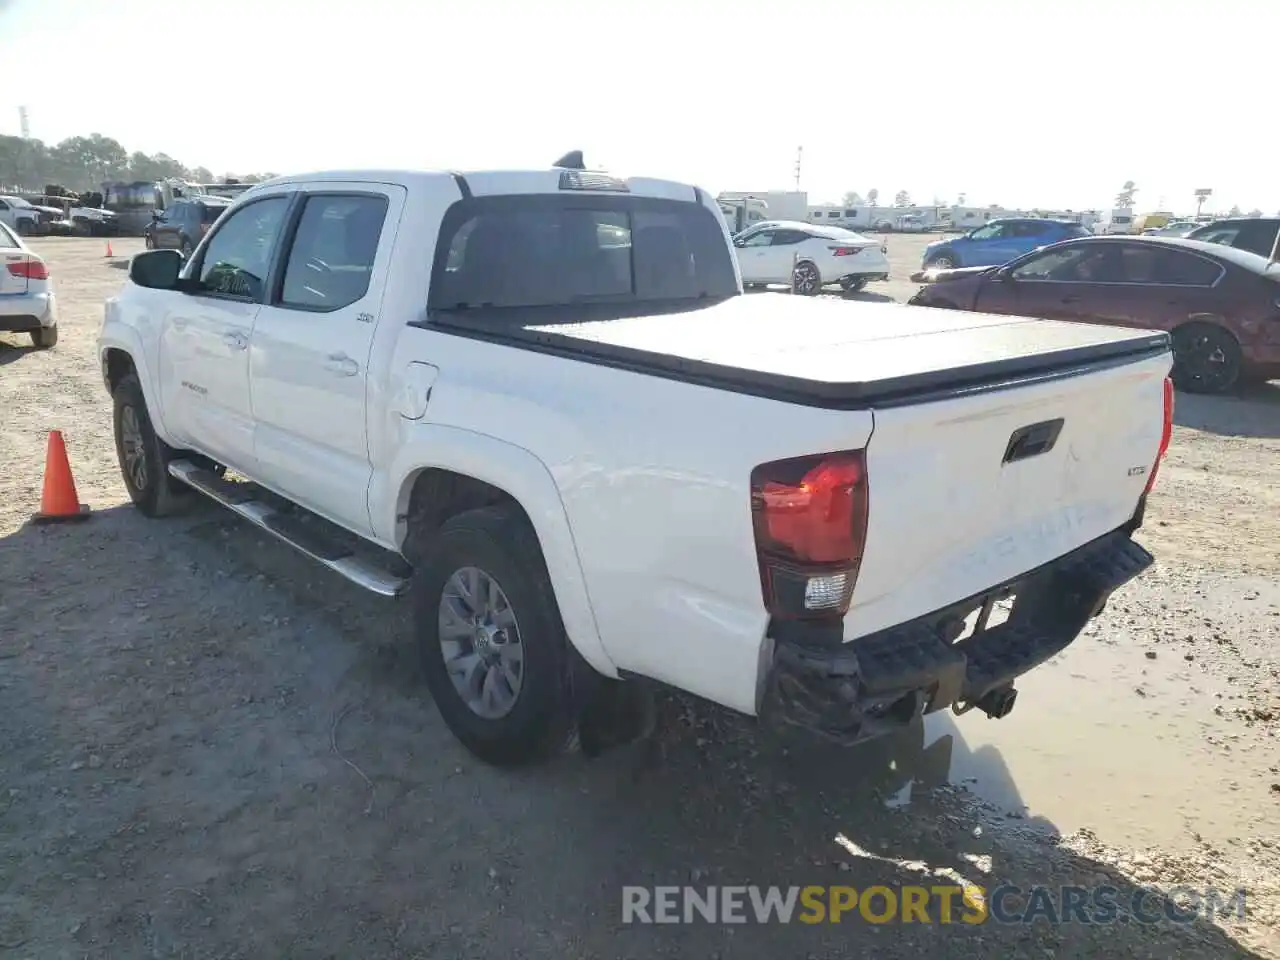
[1, 236, 1277, 959]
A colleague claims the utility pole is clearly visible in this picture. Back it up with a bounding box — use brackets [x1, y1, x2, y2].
[18, 106, 30, 140]
[794, 146, 802, 191]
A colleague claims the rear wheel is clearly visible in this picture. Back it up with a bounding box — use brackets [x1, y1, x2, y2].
[792, 261, 822, 295]
[1171, 322, 1242, 394]
[839, 277, 868, 293]
[413, 505, 581, 766]
[29, 325, 57, 349]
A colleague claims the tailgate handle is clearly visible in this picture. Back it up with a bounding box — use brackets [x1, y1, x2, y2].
[1003, 418, 1065, 464]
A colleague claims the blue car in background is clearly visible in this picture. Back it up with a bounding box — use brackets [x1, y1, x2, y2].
[921, 218, 1091, 270]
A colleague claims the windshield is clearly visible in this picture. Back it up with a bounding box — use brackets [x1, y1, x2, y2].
[5, 197, 32, 208]
[429, 195, 739, 311]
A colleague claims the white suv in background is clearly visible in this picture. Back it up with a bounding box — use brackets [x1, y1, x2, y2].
[733, 220, 890, 294]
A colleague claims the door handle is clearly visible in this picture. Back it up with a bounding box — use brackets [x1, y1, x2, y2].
[324, 353, 359, 377]
[222, 330, 248, 350]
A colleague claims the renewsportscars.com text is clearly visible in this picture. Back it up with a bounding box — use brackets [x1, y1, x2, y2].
[621, 884, 1248, 926]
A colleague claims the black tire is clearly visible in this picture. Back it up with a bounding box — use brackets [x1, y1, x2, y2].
[144, 233, 155, 250]
[792, 261, 822, 296]
[413, 505, 582, 766]
[112, 373, 190, 517]
[29, 325, 57, 349]
[1171, 322, 1243, 394]
[840, 277, 869, 293]
[925, 252, 959, 270]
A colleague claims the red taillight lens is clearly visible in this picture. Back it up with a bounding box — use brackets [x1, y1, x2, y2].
[751, 450, 870, 620]
[1143, 377, 1175, 496]
[829, 246, 864, 257]
[6, 259, 49, 280]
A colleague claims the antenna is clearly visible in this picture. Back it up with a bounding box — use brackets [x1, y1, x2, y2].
[553, 150, 585, 170]
[794, 146, 802, 191]
[18, 106, 30, 140]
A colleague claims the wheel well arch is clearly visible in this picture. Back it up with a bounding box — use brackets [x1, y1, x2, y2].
[399, 467, 527, 564]
[103, 347, 137, 391]
[1172, 315, 1235, 337]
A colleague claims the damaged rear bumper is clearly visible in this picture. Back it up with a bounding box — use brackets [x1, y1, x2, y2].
[759, 526, 1154, 746]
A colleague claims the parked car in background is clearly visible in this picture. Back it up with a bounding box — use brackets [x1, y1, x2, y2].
[908, 236, 1280, 394]
[920, 218, 1091, 271]
[1186, 217, 1280, 259]
[1096, 211, 1136, 235]
[1133, 213, 1175, 234]
[0, 195, 46, 235]
[0, 219, 58, 348]
[733, 220, 890, 293]
[143, 198, 231, 255]
[1145, 221, 1199, 237]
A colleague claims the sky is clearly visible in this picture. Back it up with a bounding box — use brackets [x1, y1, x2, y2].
[0, 0, 1272, 215]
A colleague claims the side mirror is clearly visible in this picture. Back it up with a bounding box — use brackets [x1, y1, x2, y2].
[128, 249, 185, 290]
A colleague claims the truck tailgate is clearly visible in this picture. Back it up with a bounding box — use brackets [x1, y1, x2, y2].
[845, 349, 1171, 641]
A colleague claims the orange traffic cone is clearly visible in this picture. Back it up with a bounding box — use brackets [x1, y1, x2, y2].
[32, 430, 91, 524]
[104, 241, 114, 258]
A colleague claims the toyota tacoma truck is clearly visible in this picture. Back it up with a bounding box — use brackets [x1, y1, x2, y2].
[98, 152, 1175, 766]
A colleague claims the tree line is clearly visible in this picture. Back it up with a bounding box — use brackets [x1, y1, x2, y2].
[0, 130, 275, 194]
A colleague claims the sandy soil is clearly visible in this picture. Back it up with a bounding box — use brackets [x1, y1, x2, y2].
[1, 236, 1276, 959]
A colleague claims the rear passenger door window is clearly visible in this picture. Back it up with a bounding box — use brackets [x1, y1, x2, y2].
[1235, 221, 1278, 258]
[1112, 246, 1220, 286]
[769, 229, 808, 246]
[1010, 221, 1047, 239]
[278, 194, 389, 311]
[1150, 249, 1222, 286]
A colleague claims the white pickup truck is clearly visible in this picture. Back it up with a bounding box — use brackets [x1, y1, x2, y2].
[99, 153, 1175, 766]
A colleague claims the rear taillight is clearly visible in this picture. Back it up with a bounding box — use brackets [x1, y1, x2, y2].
[1142, 377, 1174, 496]
[750, 450, 870, 621]
[6, 259, 49, 280]
[829, 246, 865, 257]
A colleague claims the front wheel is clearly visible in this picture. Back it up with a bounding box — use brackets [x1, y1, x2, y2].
[1171, 323, 1242, 394]
[180, 238, 194, 258]
[413, 505, 581, 766]
[925, 253, 957, 270]
[112, 373, 191, 517]
[792, 261, 822, 295]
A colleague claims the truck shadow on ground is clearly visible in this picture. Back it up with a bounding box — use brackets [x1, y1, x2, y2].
[1174, 381, 1280, 439]
[0, 504, 1265, 958]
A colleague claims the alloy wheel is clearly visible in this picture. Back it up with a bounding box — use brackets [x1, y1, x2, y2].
[438, 566, 524, 719]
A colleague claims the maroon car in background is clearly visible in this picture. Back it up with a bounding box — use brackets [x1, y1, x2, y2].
[908, 236, 1280, 394]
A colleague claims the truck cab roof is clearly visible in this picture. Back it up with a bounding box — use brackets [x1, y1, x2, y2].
[253, 167, 705, 203]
